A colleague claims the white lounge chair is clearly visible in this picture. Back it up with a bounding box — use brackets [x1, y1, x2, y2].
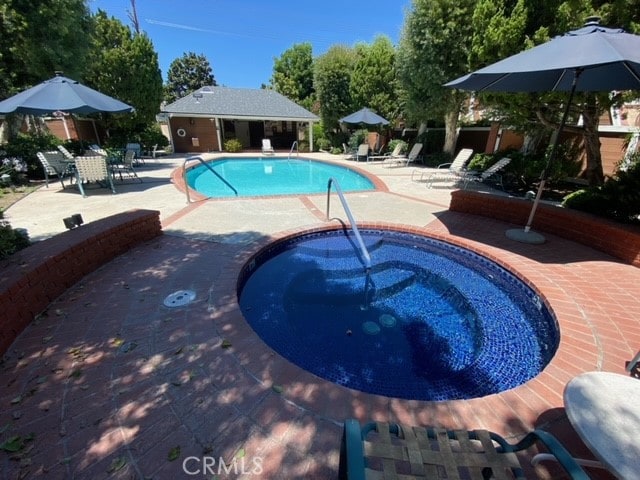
[368, 143, 403, 163]
[383, 143, 423, 167]
[262, 139, 275, 155]
[355, 143, 369, 162]
[421, 148, 474, 187]
[461, 157, 511, 190]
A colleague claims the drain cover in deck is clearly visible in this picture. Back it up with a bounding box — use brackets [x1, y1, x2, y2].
[164, 290, 196, 307]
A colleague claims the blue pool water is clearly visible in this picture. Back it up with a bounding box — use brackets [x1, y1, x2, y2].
[238, 229, 559, 401]
[186, 157, 375, 198]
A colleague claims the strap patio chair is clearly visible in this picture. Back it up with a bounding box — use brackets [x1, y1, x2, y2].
[461, 157, 512, 190]
[418, 148, 474, 187]
[36, 151, 74, 189]
[383, 143, 423, 167]
[112, 149, 142, 183]
[339, 419, 590, 480]
[74, 155, 116, 197]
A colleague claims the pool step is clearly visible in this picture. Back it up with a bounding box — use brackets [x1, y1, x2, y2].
[284, 267, 416, 305]
[294, 235, 385, 260]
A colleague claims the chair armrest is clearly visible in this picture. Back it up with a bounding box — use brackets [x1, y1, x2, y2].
[339, 420, 366, 480]
[511, 429, 591, 480]
[436, 162, 452, 169]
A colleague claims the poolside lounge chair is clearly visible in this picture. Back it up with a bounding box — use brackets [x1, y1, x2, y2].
[343, 143, 358, 160]
[356, 143, 370, 162]
[112, 149, 142, 183]
[339, 419, 590, 480]
[368, 143, 403, 163]
[89, 144, 108, 156]
[125, 142, 142, 161]
[74, 155, 116, 197]
[383, 142, 423, 167]
[420, 148, 474, 187]
[262, 138, 275, 155]
[461, 156, 512, 190]
[36, 151, 74, 189]
[57, 145, 75, 161]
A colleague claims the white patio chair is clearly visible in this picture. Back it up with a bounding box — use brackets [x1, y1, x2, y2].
[36, 151, 74, 189]
[74, 155, 116, 197]
[421, 148, 474, 187]
[383, 143, 423, 167]
[261, 138, 275, 155]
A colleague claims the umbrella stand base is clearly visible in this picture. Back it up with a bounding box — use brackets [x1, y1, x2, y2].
[505, 228, 546, 245]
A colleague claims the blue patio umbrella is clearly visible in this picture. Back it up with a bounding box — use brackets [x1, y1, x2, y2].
[445, 17, 640, 243]
[0, 74, 134, 115]
[340, 107, 389, 126]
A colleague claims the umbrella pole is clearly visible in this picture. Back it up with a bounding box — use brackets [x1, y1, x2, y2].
[507, 69, 582, 244]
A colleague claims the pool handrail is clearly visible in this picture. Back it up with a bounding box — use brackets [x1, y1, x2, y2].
[288, 141, 298, 160]
[326, 177, 372, 271]
[182, 155, 238, 203]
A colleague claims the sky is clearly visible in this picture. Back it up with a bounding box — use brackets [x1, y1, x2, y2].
[89, 0, 411, 89]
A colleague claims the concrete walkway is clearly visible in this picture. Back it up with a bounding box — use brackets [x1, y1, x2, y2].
[1, 153, 630, 479]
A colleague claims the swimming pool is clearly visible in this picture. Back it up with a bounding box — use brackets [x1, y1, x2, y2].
[186, 157, 375, 198]
[238, 228, 559, 401]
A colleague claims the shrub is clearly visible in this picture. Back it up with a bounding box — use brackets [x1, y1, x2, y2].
[139, 124, 170, 152]
[388, 139, 407, 155]
[316, 138, 331, 151]
[224, 138, 243, 152]
[2, 133, 59, 180]
[347, 129, 369, 150]
[0, 212, 30, 260]
[298, 141, 309, 152]
[563, 162, 640, 224]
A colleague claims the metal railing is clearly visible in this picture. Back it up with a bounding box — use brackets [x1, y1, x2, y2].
[288, 141, 299, 160]
[182, 155, 238, 203]
[326, 177, 372, 271]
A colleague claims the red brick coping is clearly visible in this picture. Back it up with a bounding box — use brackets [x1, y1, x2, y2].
[450, 190, 640, 267]
[0, 210, 162, 355]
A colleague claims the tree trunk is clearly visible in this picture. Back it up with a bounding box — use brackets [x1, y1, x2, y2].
[443, 110, 458, 155]
[581, 93, 604, 186]
[520, 130, 545, 154]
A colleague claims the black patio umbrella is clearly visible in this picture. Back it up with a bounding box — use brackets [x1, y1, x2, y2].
[445, 17, 640, 243]
[0, 74, 134, 115]
[340, 107, 389, 126]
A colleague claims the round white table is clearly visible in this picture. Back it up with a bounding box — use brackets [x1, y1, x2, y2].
[564, 371, 640, 479]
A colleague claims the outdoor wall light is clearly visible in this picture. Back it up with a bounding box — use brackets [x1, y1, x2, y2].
[63, 213, 84, 230]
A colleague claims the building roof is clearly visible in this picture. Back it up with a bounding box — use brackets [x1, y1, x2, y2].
[161, 86, 318, 121]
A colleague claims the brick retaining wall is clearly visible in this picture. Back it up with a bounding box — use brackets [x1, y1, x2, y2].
[450, 190, 640, 267]
[0, 209, 162, 355]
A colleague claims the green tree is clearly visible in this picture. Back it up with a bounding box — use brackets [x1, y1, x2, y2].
[269, 42, 315, 110]
[164, 52, 216, 103]
[85, 10, 163, 139]
[468, 0, 640, 185]
[349, 36, 399, 124]
[314, 45, 355, 135]
[0, 0, 92, 99]
[397, 0, 477, 154]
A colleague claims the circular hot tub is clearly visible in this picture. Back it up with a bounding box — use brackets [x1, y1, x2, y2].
[238, 228, 559, 401]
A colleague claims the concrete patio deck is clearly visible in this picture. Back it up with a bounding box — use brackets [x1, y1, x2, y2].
[1, 153, 636, 479]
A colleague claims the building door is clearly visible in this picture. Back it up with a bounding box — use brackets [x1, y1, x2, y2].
[248, 121, 264, 148]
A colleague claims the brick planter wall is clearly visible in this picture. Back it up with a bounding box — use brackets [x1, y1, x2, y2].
[450, 190, 640, 267]
[0, 209, 162, 355]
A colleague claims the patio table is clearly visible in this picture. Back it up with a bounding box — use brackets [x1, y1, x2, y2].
[563, 371, 640, 479]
